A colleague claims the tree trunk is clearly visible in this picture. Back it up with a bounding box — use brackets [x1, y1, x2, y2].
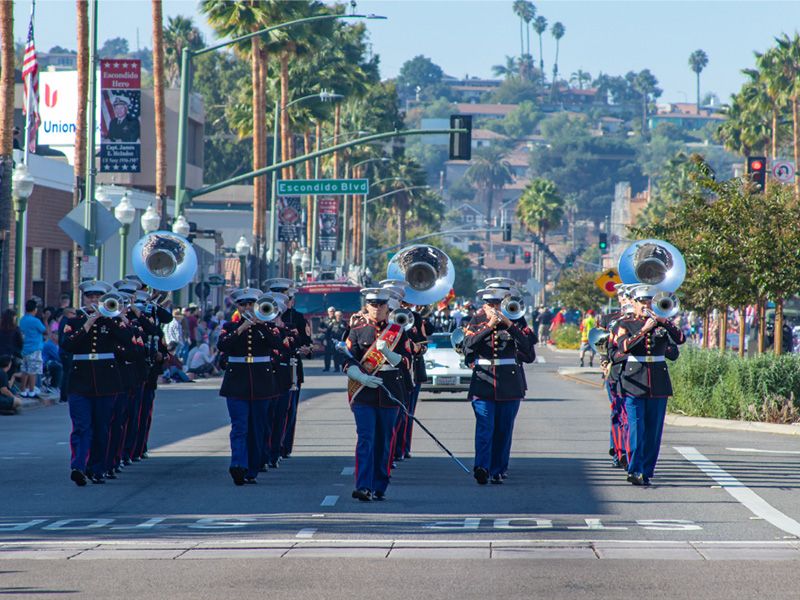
[484, 186, 494, 241]
[280, 52, 291, 181]
[250, 37, 265, 260]
[0, 0, 14, 310]
[794, 96, 799, 200]
[696, 72, 700, 114]
[757, 299, 766, 354]
[332, 103, 341, 179]
[151, 0, 167, 225]
[738, 306, 746, 358]
[304, 130, 312, 245]
[774, 297, 784, 356]
[702, 310, 710, 349]
[518, 17, 523, 60]
[352, 166, 360, 264]
[398, 201, 407, 246]
[718, 306, 728, 352]
[72, 0, 89, 305]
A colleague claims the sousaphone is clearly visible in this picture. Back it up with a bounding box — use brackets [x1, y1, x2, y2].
[386, 245, 455, 306]
[132, 231, 198, 291]
[617, 239, 685, 293]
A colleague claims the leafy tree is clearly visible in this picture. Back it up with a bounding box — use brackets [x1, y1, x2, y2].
[492, 55, 519, 80]
[99, 37, 130, 57]
[516, 177, 564, 242]
[488, 76, 541, 104]
[553, 268, 607, 311]
[688, 49, 709, 112]
[396, 55, 444, 99]
[48, 45, 76, 54]
[465, 142, 515, 240]
[500, 100, 542, 137]
[163, 15, 205, 87]
[631, 69, 662, 136]
[570, 69, 592, 90]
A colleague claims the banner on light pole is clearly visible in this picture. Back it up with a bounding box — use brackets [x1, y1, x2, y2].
[318, 197, 338, 251]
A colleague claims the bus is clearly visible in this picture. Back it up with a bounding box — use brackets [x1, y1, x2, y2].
[293, 281, 362, 353]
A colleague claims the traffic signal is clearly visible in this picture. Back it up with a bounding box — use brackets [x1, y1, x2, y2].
[747, 156, 767, 189]
[502, 223, 512, 241]
[509, 249, 516, 264]
[478, 254, 484, 267]
[565, 253, 575, 267]
[598, 232, 608, 251]
[523, 251, 532, 264]
[449, 115, 472, 161]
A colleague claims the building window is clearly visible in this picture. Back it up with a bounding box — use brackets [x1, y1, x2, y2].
[31, 248, 44, 282]
[465, 214, 474, 223]
[60, 250, 70, 282]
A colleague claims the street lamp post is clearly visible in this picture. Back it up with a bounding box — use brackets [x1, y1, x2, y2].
[235, 236, 250, 288]
[114, 193, 136, 279]
[12, 164, 35, 313]
[291, 248, 303, 281]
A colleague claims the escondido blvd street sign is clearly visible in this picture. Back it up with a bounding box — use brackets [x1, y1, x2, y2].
[277, 179, 369, 196]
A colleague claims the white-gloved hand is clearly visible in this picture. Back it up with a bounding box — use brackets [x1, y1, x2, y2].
[346, 365, 382, 388]
[375, 340, 402, 366]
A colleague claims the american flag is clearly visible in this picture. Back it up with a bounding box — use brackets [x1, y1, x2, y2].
[22, 4, 40, 154]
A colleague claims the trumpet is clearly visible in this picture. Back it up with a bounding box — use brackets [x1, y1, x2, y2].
[500, 296, 525, 321]
[98, 293, 124, 318]
[388, 307, 415, 331]
[651, 291, 679, 319]
[253, 295, 279, 322]
[450, 327, 465, 355]
[78, 304, 98, 318]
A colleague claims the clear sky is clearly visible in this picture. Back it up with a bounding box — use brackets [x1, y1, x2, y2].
[12, 0, 800, 104]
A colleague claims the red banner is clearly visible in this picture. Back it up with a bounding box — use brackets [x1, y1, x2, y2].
[318, 197, 338, 251]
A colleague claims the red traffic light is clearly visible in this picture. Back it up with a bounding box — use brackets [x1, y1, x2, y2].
[751, 160, 764, 171]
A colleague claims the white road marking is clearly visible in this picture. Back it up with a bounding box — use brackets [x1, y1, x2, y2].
[320, 495, 339, 507]
[675, 446, 800, 538]
[296, 528, 316, 539]
[341, 467, 355, 476]
[726, 447, 800, 455]
[535, 356, 547, 364]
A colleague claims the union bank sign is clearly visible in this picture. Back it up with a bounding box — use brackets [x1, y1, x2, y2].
[38, 71, 101, 147]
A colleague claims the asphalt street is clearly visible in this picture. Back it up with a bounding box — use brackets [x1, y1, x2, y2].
[1, 346, 799, 598]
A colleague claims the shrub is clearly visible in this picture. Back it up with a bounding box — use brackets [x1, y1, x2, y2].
[669, 347, 800, 423]
[551, 324, 581, 350]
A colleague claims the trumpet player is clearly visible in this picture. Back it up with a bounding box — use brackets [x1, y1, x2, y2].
[613, 285, 685, 486]
[217, 288, 282, 485]
[463, 286, 536, 485]
[61, 281, 134, 486]
[343, 288, 413, 501]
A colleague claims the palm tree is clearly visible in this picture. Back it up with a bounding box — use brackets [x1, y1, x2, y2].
[570, 69, 591, 90]
[163, 15, 205, 87]
[491, 55, 519, 80]
[632, 69, 660, 137]
[151, 0, 167, 225]
[774, 33, 800, 199]
[688, 49, 709, 113]
[516, 178, 564, 244]
[521, 2, 536, 57]
[512, 0, 527, 60]
[465, 143, 515, 241]
[533, 16, 547, 82]
[72, 0, 88, 304]
[551, 22, 565, 85]
[0, 0, 13, 309]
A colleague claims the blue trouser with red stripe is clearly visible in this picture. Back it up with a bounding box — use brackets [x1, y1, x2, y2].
[68, 393, 115, 474]
[106, 391, 129, 472]
[471, 398, 521, 477]
[281, 387, 300, 457]
[123, 385, 144, 461]
[352, 403, 399, 494]
[403, 383, 422, 455]
[267, 391, 291, 465]
[607, 381, 629, 460]
[227, 397, 270, 478]
[134, 387, 155, 457]
[624, 396, 668, 478]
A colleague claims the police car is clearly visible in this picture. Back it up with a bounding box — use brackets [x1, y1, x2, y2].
[421, 332, 472, 396]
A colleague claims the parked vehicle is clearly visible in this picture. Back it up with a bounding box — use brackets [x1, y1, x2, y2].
[294, 281, 362, 353]
[421, 332, 472, 396]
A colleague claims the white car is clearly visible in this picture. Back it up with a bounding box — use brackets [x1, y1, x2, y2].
[421, 332, 472, 396]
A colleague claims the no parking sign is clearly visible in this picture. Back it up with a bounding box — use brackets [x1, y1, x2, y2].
[772, 160, 796, 183]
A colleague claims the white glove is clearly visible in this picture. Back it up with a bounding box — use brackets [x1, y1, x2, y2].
[346, 366, 382, 388]
[376, 339, 402, 366]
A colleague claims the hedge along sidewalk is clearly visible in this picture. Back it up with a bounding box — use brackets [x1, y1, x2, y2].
[557, 368, 800, 437]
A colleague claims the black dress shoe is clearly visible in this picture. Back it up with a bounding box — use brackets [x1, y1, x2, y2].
[627, 473, 646, 486]
[122, 458, 132, 466]
[130, 456, 140, 463]
[244, 477, 257, 484]
[140, 452, 149, 459]
[611, 456, 621, 468]
[500, 472, 508, 480]
[490, 474, 503, 484]
[352, 488, 372, 501]
[642, 476, 651, 486]
[619, 455, 628, 469]
[229, 466, 246, 486]
[88, 472, 105, 484]
[259, 464, 267, 472]
[70, 469, 87, 487]
[114, 465, 122, 474]
[403, 452, 412, 459]
[104, 470, 117, 480]
[474, 467, 489, 485]
[268, 461, 279, 469]
[373, 490, 386, 501]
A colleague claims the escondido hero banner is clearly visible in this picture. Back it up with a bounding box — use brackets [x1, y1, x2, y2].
[277, 179, 369, 196]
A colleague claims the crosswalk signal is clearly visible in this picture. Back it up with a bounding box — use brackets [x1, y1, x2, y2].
[509, 249, 516, 264]
[523, 251, 532, 264]
[747, 156, 767, 189]
[449, 115, 472, 161]
[598, 232, 608, 251]
[502, 223, 512, 241]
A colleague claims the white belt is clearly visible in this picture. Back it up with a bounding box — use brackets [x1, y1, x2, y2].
[228, 356, 271, 364]
[627, 355, 665, 363]
[476, 358, 517, 366]
[73, 353, 115, 361]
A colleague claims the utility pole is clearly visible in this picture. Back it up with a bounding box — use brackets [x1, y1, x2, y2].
[83, 0, 99, 272]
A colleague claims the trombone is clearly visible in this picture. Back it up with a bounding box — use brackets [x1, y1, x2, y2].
[388, 307, 415, 331]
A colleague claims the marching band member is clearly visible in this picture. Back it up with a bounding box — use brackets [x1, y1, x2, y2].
[613, 285, 685, 486]
[264, 279, 311, 460]
[263, 293, 295, 470]
[598, 283, 632, 469]
[61, 281, 133, 486]
[463, 286, 536, 485]
[342, 288, 413, 501]
[217, 288, 282, 485]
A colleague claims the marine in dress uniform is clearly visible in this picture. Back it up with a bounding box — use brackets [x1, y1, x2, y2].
[61, 281, 132, 486]
[217, 288, 282, 485]
[265, 278, 311, 459]
[463, 286, 536, 485]
[342, 288, 413, 501]
[613, 285, 685, 486]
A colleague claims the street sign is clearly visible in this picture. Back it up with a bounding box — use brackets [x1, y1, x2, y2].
[80, 255, 98, 279]
[277, 179, 369, 196]
[525, 277, 543, 294]
[772, 160, 796, 183]
[194, 282, 211, 300]
[208, 274, 225, 287]
[58, 200, 122, 248]
[595, 269, 621, 298]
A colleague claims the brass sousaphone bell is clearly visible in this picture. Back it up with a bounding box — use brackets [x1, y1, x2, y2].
[387, 245, 455, 306]
[588, 327, 611, 354]
[617, 239, 686, 293]
[132, 231, 198, 291]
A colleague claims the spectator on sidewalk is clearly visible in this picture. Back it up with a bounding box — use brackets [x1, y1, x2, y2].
[537, 307, 552, 346]
[0, 355, 22, 415]
[187, 341, 218, 378]
[162, 341, 192, 383]
[19, 299, 47, 399]
[42, 331, 62, 395]
[0, 309, 23, 380]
